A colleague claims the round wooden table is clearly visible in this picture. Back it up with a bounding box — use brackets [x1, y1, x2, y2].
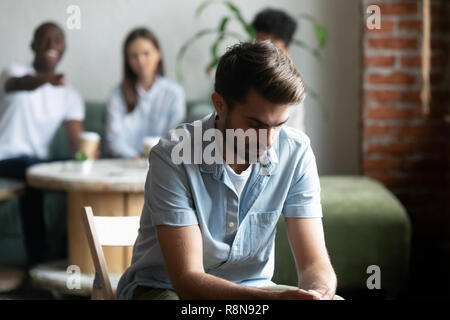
[0, 178, 26, 292]
[26, 159, 148, 275]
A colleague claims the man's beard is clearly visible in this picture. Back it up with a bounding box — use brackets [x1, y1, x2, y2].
[223, 114, 266, 164]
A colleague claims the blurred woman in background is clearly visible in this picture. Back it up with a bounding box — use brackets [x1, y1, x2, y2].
[106, 27, 186, 158]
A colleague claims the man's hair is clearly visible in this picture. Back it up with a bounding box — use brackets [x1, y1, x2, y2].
[33, 22, 64, 42]
[251, 8, 297, 47]
[214, 41, 306, 109]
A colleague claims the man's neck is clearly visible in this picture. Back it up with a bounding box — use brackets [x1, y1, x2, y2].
[33, 60, 55, 75]
[228, 162, 250, 175]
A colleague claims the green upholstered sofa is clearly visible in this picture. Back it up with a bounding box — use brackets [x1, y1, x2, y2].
[0, 102, 411, 299]
[273, 176, 411, 299]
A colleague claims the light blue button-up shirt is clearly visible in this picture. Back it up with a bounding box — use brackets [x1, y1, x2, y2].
[117, 112, 323, 299]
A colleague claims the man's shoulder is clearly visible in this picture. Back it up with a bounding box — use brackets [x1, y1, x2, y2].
[3, 62, 33, 78]
[280, 126, 311, 151]
[63, 83, 82, 96]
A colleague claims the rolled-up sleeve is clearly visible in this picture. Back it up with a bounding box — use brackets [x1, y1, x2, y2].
[145, 144, 198, 226]
[282, 142, 323, 218]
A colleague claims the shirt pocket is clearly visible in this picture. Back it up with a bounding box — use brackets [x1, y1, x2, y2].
[248, 209, 281, 260]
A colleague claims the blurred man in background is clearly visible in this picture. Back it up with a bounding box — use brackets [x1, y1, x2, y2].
[0, 22, 85, 268]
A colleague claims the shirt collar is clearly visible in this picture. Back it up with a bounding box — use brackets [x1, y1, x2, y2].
[136, 76, 161, 96]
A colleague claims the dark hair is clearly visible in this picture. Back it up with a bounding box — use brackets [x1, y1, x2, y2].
[251, 8, 298, 47]
[121, 28, 164, 113]
[214, 41, 306, 109]
[33, 22, 65, 43]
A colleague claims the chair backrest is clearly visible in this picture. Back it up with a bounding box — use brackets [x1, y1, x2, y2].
[81, 206, 140, 300]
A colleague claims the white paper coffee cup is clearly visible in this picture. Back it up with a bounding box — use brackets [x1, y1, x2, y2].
[142, 136, 160, 156]
[79, 131, 101, 160]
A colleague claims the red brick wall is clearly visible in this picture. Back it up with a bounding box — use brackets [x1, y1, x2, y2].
[361, 0, 449, 296]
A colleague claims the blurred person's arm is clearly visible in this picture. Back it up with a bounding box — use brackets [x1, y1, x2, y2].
[64, 120, 83, 155]
[5, 73, 65, 92]
[63, 87, 86, 157]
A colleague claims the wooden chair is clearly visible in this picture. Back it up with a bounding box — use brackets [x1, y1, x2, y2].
[81, 206, 140, 300]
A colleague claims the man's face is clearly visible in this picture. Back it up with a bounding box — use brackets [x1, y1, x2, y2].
[214, 89, 291, 163]
[32, 24, 66, 71]
[256, 32, 289, 54]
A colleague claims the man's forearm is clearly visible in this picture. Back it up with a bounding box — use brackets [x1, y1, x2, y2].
[298, 261, 337, 297]
[5, 75, 47, 92]
[175, 271, 279, 300]
[64, 120, 83, 155]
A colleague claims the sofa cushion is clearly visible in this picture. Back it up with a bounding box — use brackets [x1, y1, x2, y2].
[273, 176, 411, 299]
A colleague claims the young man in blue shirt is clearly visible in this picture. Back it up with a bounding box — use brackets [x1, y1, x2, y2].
[117, 41, 338, 300]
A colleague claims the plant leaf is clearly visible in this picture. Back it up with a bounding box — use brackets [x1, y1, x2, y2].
[176, 28, 243, 82]
[297, 13, 328, 47]
[218, 16, 230, 32]
[195, 0, 218, 18]
[75, 152, 88, 162]
[314, 25, 328, 47]
[292, 38, 321, 59]
[222, 1, 255, 39]
[196, 0, 255, 40]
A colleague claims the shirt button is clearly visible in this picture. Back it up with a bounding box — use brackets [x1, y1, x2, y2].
[228, 221, 235, 228]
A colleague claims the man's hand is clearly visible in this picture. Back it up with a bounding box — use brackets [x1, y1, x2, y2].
[306, 287, 335, 300]
[45, 73, 65, 86]
[275, 288, 323, 300]
[5, 73, 65, 92]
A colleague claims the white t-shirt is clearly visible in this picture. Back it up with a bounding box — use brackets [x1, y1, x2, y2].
[224, 162, 253, 198]
[0, 63, 85, 160]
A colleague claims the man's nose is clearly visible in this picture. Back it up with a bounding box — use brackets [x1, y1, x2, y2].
[45, 39, 58, 50]
[263, 128, 276, 148]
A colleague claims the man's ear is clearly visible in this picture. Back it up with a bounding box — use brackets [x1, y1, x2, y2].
[30, 41, 36, 53]
[211, 92, 227, 119]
